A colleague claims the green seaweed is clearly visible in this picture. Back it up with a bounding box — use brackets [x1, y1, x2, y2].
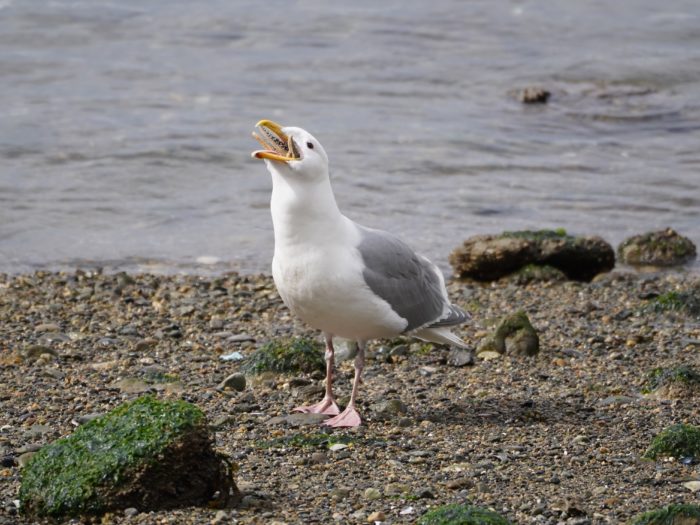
[501, 228, 569, 241]
[629, 504, 700, 525]
[644, 424, 700, 460]
[20, 396, 205, 519]
[241, 337, 325, 375]
[418, 504, 511, 525]
[647, 289, 700, 316]
[643, 365, 700, 393]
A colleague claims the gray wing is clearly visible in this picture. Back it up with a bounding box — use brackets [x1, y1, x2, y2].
[357, 226, 468, 332]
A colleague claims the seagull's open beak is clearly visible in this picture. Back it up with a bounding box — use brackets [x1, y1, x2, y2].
[251, 120, 300, 163]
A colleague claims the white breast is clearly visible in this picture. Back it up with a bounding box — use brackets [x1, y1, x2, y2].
[272, 232, 407, 341]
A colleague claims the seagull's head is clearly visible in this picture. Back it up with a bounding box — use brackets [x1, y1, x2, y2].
[251, 120, 329, 180]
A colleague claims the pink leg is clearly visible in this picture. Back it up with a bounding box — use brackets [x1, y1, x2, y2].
[324, 342, 365, 427]
[293, 334, 340, 416]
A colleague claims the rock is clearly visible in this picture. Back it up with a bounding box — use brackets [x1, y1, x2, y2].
[22, 345, 58, 363]
[643, 365, 700, 399]
[477, 311, 539, 357]
[417, 504, 511, 525]
[384, 482, 410, 496]
[519, 87, 551, 104]
[506, 264, 567, 285]
[629, 504, 700, 525]
[112, 377, 151, 394]
[241, 338, 324, 375]
[364, 487, 381, 500]
[618, 228, 696, 267]
[449, 229, 614, 282]
[218, 373, 246, 392]
[18, 452, 36, 468]
[35, 323, 61, 333]
[646, 287, 700, 317]
[124, 507, 138, 517]
[19, 396, 238, 521]
[367, 511, 386, 522]
[644, 424, 700, 460]
[447, 349, 474, 367]
[24, 424, 52, 439]
[683, 481, 700, 493]
[373, 399, 408, 417]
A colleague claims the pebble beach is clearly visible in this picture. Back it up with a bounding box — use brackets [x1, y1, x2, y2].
[1, 269, 699, 524]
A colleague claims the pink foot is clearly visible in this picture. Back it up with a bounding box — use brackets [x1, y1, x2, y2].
[323, 405, 361, 427]
[293, 396, 340, 416]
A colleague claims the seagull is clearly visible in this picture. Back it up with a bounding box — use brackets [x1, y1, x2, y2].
[251, 120, 471, 427]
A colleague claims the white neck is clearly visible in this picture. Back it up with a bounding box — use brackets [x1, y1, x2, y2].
[268, 164, 347, 249]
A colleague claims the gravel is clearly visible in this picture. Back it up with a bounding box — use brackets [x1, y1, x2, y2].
[0, 269, 699, 524]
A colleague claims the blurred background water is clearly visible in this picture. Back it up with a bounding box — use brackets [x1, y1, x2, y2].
[1, 0, 699, 275]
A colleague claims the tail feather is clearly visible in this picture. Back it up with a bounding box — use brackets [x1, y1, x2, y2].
[412, 326, 469, 349]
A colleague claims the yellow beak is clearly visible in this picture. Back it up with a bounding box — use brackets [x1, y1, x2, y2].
[251, 120, 298, 162]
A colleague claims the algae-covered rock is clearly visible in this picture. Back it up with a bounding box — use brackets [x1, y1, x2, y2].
[477, 310, 539, 357]
[618, 228, 697, 267]
[20, 396, 237, 520]
[629, 504, 700, 525]
[418, 503, 511, 525]
[644, 423, 700, 460]
[643, 365, 700, 399]
[506, 264, 567, 285]
[241, 337, 325, 375]
[647, 287, 700, 317]
[449, 229, 614, 282]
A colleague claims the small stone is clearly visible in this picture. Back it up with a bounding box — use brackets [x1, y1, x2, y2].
[384, 482, 410, 496]
[374, 399, 408, 417]
[113, 377, 150, 394]
[17, 452, 36, 468]
[364, 487, 381, 500]
[309, 452, 326, 464]
[682, 481, 700, 492]
[211, 509, 228, 524]
[416, 487, 435, 499]
[519, 87, 551, 104]
[329, 443, 348, 452]
[367, 511, 386, 522]
[330, 487, 351, 500]
[24, 425, 52, 439]
[124, 507, 138, 517]
[35, 323, 61, 333]
[447, 349, 474, 367]
[218, 373, 246, 392]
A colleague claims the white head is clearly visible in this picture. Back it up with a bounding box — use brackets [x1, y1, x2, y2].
[251, 120, 329, 182]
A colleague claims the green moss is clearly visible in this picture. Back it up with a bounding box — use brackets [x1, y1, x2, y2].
[494, 310, 535, 339]
[629, 504, 700, 524]
[20, 396, 205, 519]
[648, 289, 700, 316]
[501, 229, 569, 241]
[644, 424, 700, 460]
[241, 338, 325, 375]
[418, 504, 511, 525]
[644, 365, 700, 393]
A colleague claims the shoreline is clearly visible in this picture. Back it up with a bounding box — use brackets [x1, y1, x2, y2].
[1, 270, 699, 524]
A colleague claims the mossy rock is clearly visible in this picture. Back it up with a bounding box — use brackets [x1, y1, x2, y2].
[629, 504, 700, 525]
[647, 288, 700, 317]
[644, 424, 700, 460]
[20, 396, 237, 520]
[643, 365, 700, 398]
[618, 228, 697, 267]
[417, 504, 511, 525]
[477, 310, 539, 357]
[506, 264, 567, 285]
[449, 229, 614, 282]
[241, 337, 325, 375]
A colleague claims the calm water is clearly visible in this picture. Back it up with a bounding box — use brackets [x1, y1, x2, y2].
[1, 0, 699, 275]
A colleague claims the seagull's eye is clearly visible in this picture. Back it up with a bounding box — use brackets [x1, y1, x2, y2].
[307, 142, 314, 149]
